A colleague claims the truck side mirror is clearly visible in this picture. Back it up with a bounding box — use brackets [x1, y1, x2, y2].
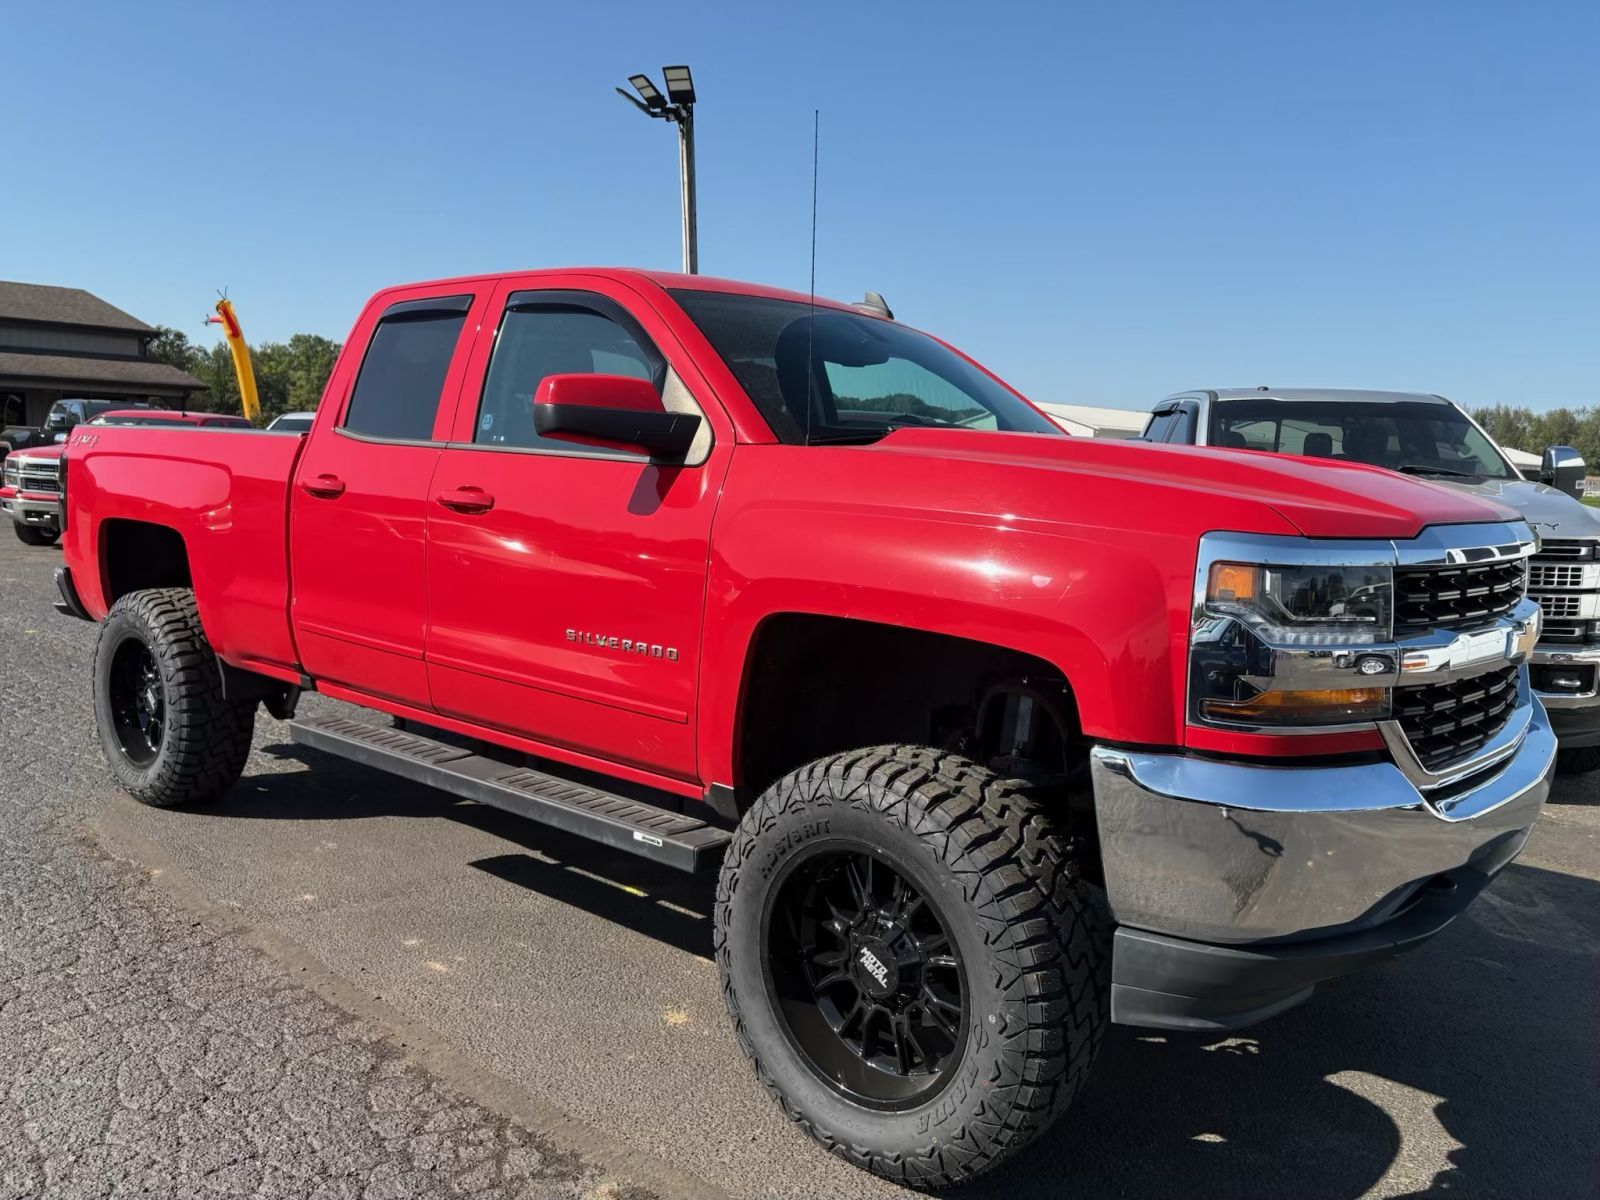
[1540, 445, 1587, 500]
[532, 373, 702, 461]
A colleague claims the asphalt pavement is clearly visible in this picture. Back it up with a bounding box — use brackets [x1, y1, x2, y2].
[1, 533, 1596, 1199]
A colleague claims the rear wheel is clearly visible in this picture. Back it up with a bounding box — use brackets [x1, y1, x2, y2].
[92, 588, 255, 807]
[716, 745, 1110, 1188]
[13, 522, 57, 546]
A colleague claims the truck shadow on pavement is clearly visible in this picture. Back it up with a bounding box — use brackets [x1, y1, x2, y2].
[230, 744, 1597, 1200]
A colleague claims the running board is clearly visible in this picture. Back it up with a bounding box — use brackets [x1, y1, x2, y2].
[288, 715, 731, 873]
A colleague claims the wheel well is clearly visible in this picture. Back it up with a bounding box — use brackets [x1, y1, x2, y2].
[101, 520, 192, 605]
[736, 614, 1087, 802]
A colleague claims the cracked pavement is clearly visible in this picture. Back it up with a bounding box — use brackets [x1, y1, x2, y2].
[1, 533, 1597, 1200]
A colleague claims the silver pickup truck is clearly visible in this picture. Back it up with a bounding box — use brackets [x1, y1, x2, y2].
[1141, 387, 1600, 773]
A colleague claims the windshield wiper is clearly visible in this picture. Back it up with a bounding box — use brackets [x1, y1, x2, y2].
[1393, 463, 1481, 479]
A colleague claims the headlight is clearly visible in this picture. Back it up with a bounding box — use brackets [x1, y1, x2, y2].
[1204, 562, 1393, 645]
[1192, 560, 1397, 729]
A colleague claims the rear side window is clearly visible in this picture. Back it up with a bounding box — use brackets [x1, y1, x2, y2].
[342, 301, 469, 441]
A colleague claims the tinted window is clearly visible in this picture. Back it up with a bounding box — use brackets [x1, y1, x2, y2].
[671, 290, 1058, 445]
[343, 309, 467, 441]
[1169, 404, 1198, 443]
[90, 414, 177, 427]
[475, 305, 657, 450]
[1142, 410, 1177, 442]
[1211, 399, 1516, 480]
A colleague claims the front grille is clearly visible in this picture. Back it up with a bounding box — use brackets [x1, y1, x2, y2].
[1536, 539, 1596, 561]
[1543, 620, 1590, 644]
[1528, 538, 1600, 651]
[1393, 664, 1520, 773]
[16, 460, 61, 493]
[16, 464, 60, 496]
[1539, 594, 1584, 620]
[1393, 559, 1528, 634]
[1529, 563, 1598, 590]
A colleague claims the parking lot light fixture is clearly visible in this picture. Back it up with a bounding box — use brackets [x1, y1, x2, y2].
[617, 65, 699, 274]
[628, 73, 667, 111]
[661, 64, 696, 106]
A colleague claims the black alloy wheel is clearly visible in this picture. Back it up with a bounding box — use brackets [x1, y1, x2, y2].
[766, 847, 967, 1109]
[108, 635, 165, 766]
[92, 588, 255, 807]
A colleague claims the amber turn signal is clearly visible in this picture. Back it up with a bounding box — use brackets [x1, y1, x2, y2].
[1202, 687, 1389, 724]
[1208, 562, 1260, 603]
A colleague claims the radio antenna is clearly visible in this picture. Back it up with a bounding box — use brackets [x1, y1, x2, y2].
[805, 109, 819, 445]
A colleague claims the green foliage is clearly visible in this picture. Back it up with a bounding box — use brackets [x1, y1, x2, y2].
[834, 392, 986, 425]
[1472, 404, 1600, 472]
[148, 324, 341, 425]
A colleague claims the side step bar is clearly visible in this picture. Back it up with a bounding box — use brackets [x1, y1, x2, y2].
[288, 715, 731, 873]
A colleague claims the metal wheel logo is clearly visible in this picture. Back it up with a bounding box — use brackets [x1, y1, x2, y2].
[858, 947, 890, 989]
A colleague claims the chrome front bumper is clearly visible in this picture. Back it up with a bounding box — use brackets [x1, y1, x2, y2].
[1091, 692, 1556, 946]
[2, 495, 61, 527]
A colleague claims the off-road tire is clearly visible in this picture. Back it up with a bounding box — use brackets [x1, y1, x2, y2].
[1557, 746, 1600, 776]
[13, 522, 57, 546]
[93, 588, 255, 807]
[715, 745, 1111, 1188]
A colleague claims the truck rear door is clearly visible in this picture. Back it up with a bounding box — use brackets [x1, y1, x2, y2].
[289, 284, 491, 708]
[422, 274, 734, 782]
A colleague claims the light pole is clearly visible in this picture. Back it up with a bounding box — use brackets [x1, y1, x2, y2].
[617, 65, 698, 274]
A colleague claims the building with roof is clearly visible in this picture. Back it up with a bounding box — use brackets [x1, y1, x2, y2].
[0, 281, 202, 429]
[1033, 402, 1148, 439]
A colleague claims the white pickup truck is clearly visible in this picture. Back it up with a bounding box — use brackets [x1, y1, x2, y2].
[1140, 387, 1600, 773]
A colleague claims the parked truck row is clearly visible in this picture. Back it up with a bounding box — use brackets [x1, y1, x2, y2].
[1138, 387, 1600, 773]
[46, 268, 1560, 1186]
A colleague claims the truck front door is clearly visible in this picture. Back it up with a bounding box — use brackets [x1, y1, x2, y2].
[423, 275, 732, 783]
[289, 285, 488, 708]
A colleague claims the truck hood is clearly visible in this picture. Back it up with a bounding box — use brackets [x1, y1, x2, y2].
[874, 429, 1522, 539]
[11, 446, 65, 463]
[1429, 476, 1600, 541]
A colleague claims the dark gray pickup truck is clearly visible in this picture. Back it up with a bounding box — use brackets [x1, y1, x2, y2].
[1142, 387, 1600, 773]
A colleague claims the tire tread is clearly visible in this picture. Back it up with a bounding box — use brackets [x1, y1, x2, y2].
[715, 744, 1110, 1188]
[95, 588, 254, 807]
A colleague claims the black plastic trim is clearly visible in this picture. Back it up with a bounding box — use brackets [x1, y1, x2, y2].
[705, 782, 740, 821]
[1548, 703, 1600, 749]
[533, 404, 701, 459]
[380, 294, 473, 319]
[52, 566, 92, 621]
[1111, 866, 1493, 1031]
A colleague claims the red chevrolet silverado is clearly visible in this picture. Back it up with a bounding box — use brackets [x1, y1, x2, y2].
[55, 269, 1554, 1186]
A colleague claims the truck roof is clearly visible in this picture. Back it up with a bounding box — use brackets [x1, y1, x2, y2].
[1182, 387, 1451, 405]
[371, 268, 871, 317]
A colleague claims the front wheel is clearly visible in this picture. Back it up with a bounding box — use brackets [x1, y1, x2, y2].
[716, 746, 1110, 1188]
[13, 522, 57, 546]
[92, 588, 255, 807]
[1557, 746, 1600, 776]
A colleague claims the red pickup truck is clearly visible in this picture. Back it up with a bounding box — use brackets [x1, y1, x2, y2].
[55, 269, 1555, 1186]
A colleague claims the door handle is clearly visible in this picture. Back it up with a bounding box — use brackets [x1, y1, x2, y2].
[299, 473, 346, 499]
[435, 486, 495, 514]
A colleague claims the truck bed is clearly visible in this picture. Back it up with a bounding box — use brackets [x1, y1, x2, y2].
[62, 426, 307, 681]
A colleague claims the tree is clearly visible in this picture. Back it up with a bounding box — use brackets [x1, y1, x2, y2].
[145, 325, 204, 375]
[164, 328, 341, 423]
[1472, 404, 1600, 471]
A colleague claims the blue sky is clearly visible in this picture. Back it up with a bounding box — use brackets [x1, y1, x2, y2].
[5, 1, 1596, 412]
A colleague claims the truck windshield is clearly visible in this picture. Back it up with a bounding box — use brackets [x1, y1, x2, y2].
[670, 289, 1060, 445]
[1211, 399, 1518, 481]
